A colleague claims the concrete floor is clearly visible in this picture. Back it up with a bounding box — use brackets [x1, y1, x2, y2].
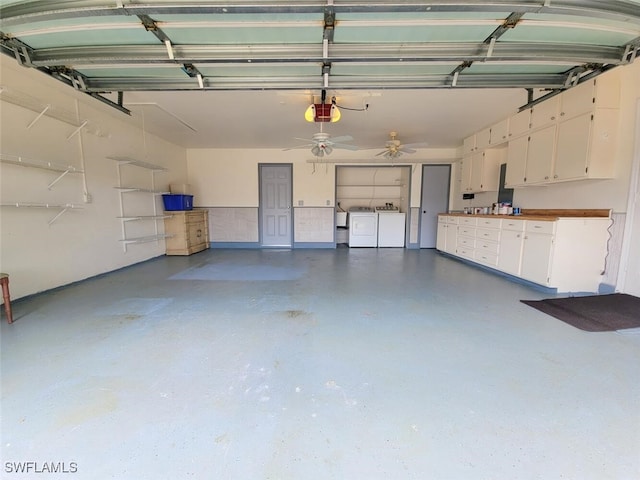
[1, 248, 639, 480]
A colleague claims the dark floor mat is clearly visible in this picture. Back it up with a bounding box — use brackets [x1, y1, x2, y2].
[521, 293, 640, 332]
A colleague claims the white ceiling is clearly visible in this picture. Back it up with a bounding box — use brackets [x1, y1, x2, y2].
[122, 87, 530, 150]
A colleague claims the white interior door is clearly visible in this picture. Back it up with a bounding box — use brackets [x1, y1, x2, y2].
[260, 164, 292, 247]
[420, 164, 451, 248]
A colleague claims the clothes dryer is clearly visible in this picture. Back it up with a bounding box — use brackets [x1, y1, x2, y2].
[348, 207, 378, 247]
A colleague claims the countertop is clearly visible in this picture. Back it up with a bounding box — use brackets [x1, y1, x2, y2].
[440, 209, 611, 222]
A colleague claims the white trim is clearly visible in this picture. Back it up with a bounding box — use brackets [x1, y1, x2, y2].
[616, 99, 640, 292]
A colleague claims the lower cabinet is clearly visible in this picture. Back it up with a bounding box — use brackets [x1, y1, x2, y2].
[437, 215, 458, 254]
[436, 215, 611, 292]
[164, 209, 209, 256]
[496, 219, 525, 276]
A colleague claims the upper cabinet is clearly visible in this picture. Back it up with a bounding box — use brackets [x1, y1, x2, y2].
[508, 109, 531, 139]
[463, 135, 476, 155]
[489, 118, 509, 146]
[559, 74, 621, 120]
[461, 147, 506, 193]
[530, 95, 560, 131]
[504, 69, 620, 187]
[475, 127, 491, 151]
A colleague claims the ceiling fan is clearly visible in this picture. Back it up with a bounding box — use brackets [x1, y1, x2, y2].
[284, 126, 358, 157]
[376, 131, 428, 159]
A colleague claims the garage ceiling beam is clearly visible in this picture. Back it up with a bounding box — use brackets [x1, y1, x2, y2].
[19, 43, 626, 66]
[78, 72, 571, 92]
[2, 1, 640, 27]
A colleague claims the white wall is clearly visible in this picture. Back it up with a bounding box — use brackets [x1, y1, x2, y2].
[187, 148, 458, 208]
[0, 56, 188, 300]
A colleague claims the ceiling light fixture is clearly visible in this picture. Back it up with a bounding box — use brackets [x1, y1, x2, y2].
[197, 73, 204, 89]
[304, 89, 340, 123]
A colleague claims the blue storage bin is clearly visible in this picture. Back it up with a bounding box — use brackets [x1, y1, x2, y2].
[162, 194, 193, 211]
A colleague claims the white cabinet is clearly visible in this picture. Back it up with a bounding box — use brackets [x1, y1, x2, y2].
[490, 118, 509, 146]
[559, 74, 620, 120]
[524, 125, 556, 185]
[462, 147, 505, 193]
[474, 217, 501, 267]
[504, 70, 620, 188]
[509, 109, 531, 139]
[554, 109, 618, 181]
[475, 128, 491, 151]
[437, 215, 458, 253]
[530, 95, 560, 130]
[436, 215, 611, 292]
[506, 125, 556, 187]
[463, 135, 476, 155]
[520, 221, 555, 285]
[460, 155, 473, 192]
[497, 219, 525, 276]
[505, 135, 528, 188]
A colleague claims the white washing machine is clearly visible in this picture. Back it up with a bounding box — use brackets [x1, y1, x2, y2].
[377, 208, 406, 247]
[348, 206, 378, 247]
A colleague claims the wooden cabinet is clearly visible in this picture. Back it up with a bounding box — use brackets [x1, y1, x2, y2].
[164, 209, 209, 256]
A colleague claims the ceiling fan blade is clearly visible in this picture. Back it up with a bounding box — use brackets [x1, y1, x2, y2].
[293, 137, 315, 143]
[328, 135, 353, 144]
[283, 143, 314, 151]
[332, 143, 359, 151]
[399, 147, 417, 154]
[375, 150, 389, 157]
[402, 142, 429, 149]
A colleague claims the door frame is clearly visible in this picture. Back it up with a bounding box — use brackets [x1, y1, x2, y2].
[258, 163, 293, 248]
[419, 163, 451, 248]
[617, 99, 640, 293]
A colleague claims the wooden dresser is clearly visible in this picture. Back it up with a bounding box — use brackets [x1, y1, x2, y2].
[164, 210, 209, 256]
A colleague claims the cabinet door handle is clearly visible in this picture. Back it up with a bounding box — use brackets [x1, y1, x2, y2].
[516, 234, 521, 238]
[197, 229, 202, 237]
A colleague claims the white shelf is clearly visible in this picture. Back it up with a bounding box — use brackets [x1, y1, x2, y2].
[1, 153, 84, 190]
[119, 234, 172, 245]
[0, 85, 107, 137]
[114, 187, 168, 194]
[107, 156, 167, 171]
[117, 215, 172, 222]
[1, 202, 83, 225]
[112, 156, 168, 251]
